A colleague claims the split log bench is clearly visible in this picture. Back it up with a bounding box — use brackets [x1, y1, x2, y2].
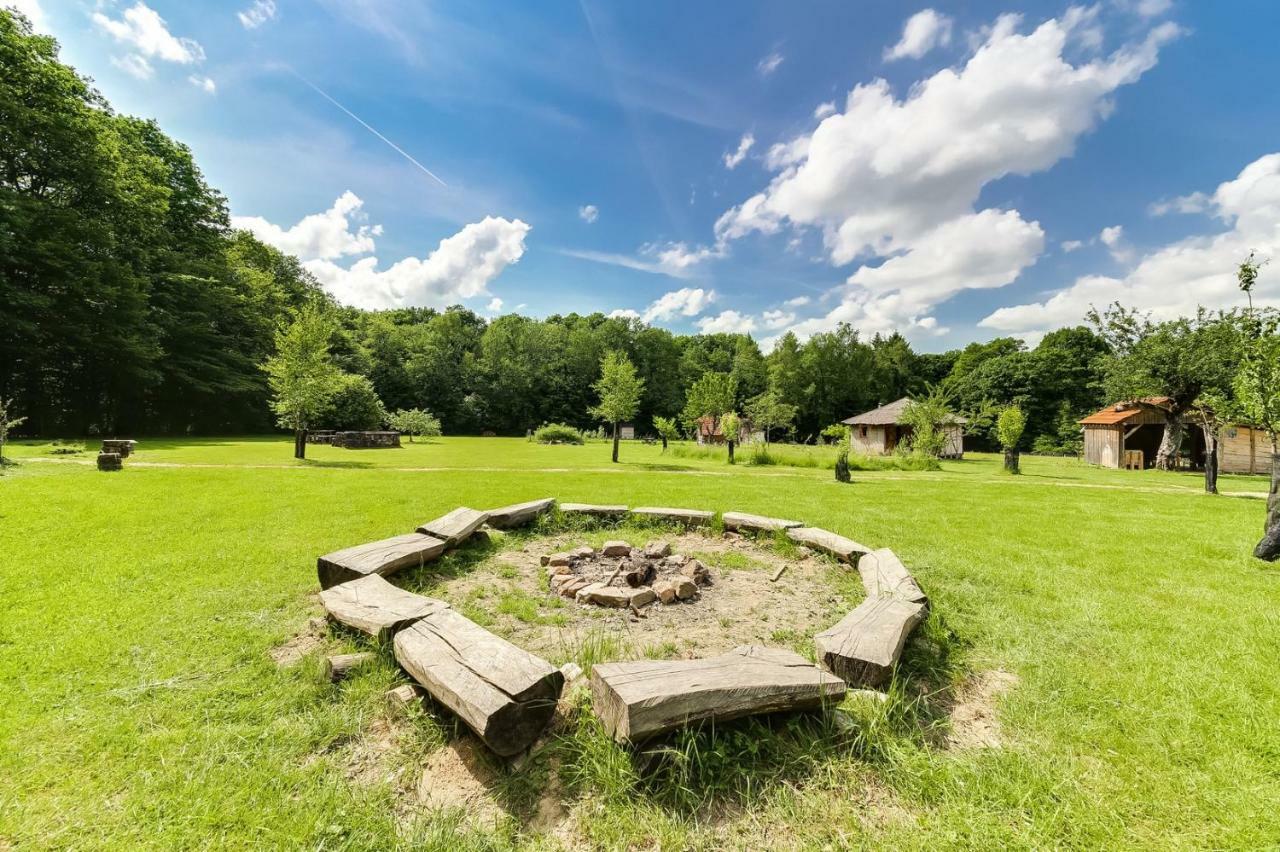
[590, 645, 847, 743]
[97, 452, 123, 472]
[417, 507, 489, 546]
[485, 498, 555, 530]
[630, 506, 714, 527]
[317, 532, 447, 589]
[319, 574, 447, 641]
[721, 511, 803, 533]
[857, 548, 927, 605]
[815, 596, 926, 687]
[559, 503, 628, 518]
[394, 608, 564, 756]
[101, 439, 136, 458]
[787, 526, 870, 564]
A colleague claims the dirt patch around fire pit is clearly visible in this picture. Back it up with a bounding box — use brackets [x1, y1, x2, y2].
[419, 527, 863, 662]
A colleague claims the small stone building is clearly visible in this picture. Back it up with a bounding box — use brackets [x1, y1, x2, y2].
[842, 398, 965, 459]
[694, 415, 755, 445]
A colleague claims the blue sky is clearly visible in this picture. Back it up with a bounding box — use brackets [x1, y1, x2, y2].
[17, 0, 1280, 350]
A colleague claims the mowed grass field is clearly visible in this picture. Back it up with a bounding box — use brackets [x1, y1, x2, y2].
[1, 437, 1277, 849]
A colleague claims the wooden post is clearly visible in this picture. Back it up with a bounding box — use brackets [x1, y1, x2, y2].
[1203, 428, 1218, 494]
[612, 421, 620, 464]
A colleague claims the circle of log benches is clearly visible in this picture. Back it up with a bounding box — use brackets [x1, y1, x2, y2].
[313, 497, 928, 756]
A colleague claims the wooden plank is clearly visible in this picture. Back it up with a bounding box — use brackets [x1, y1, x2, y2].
[814, 597, 925, 687]
[324, 652, 375, 682]
[319, 574, 448, 641]
[631, 506, 714, 526]
[559, 502, 628, 517]
[416, 507, 490, 546]
[590, 645, 846, 743]
[786, 527, 870, 563]
[856, 548, 926, 605]
[721, 511, 803, 533]
[393, 610, 564, 756]
[485, 498, 555, 530]
[317, 532, 448, 589]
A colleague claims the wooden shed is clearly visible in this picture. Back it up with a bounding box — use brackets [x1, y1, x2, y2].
[842, 398, 965, 459]
[1079, 399, 1171, 469]
[1078, 397, 1267, 474]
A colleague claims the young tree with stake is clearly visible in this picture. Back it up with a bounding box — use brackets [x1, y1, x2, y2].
[996, 404, 1027, 474]
[653, 416, 678, 452]
[591, 351, 644, 464]
[262, 306, 341, 460]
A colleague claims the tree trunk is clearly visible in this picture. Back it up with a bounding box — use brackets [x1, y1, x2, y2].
[294, 429, 307, 460]
[1203, 430, 1218, 495]
[1154, 414, 1183, 470]
[660, 434, 667, 452]
[1003, 448, 1020, 474]
[727, 439, 735, 464]
[611, 422, 620, 463]
[1254, 452, 1280, 561]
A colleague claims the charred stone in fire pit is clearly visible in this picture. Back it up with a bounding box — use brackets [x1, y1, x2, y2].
[543, 541, 712, 608]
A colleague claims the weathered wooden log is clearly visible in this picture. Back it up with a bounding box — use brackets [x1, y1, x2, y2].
[485, 498, 555, 529]
[631, 506, 714, 526]
[386, 683, 425, 708]
[96, 452, 122, 471]
[786, 527, 870, 564]
[770, 564, 788, 582]
[325, 652, 375, 682]
[393, 610, 564, 756]
[622, 562, 655, 587]
[814, 597, 925, 687]
[591, 645, 846, 743]
[559, 502, 628, 517]
[416, 507, 490, 546]
[856, 548, 927, 605]
[721, 511, 803, 533]
[319, 574, 447, 641]
[317, 532, 448, 589]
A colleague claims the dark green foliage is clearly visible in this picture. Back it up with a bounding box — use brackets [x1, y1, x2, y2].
[320, 374, 387, 431]
[834, 447, 851, 482]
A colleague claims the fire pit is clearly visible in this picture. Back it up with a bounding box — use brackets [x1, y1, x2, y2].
[541, 540, 713, 609]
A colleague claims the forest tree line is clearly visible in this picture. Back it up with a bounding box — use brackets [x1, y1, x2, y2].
[0, 11, 1245, 456]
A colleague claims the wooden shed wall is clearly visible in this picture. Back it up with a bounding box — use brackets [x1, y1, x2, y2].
[1084, 425, 1121, 467]
[1220, 425, 1265, 475]
[941, 424, 963, 459]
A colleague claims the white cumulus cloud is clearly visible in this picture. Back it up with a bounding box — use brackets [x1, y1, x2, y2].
[724, 133, 755, 170]
[698, 310, 757, 335]
[641, 287, 717, 323]
[578, 204, 599, 223]
[8, 0, 47, 32]
[305, 216, 531, 310]
[238, 0, 277, 29]
[813, 101, 836, 120]
[884, 9, 953, 62]
[234, 193, 530, 309]
[111, 53, 153, 80]
[233, 191, 381, 261]
[982, 152, 1280, 336]
[93, 2, 204, 64]
[188, 75, 216, 94]
[762, 309, 796, 329]
[715, 11, 1180, 341]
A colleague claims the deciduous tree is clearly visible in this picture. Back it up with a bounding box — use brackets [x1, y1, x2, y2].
[263, 306, 341, 459]
[591, 351, 644, 463]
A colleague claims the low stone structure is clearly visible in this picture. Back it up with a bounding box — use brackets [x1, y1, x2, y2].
[100, 439, 136, 458]
[97, 452, 123, 472]
[331, 431, 401, 449]
[543, 541, 711, 609]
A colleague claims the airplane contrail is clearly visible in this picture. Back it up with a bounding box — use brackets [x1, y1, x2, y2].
[291, 70, 448, 188]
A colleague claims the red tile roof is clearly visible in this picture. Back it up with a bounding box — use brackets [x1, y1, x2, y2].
[1079, 397, 1173, 426]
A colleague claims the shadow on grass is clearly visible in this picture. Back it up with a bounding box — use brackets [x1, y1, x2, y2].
[299, 458, 375, 469]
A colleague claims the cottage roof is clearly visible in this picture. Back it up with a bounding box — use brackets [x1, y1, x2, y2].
[1079, 397, 1173, 426]
[841, 397, 966, 426]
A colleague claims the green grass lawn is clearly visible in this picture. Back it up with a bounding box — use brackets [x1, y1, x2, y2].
[1, 438, 1277, 849]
